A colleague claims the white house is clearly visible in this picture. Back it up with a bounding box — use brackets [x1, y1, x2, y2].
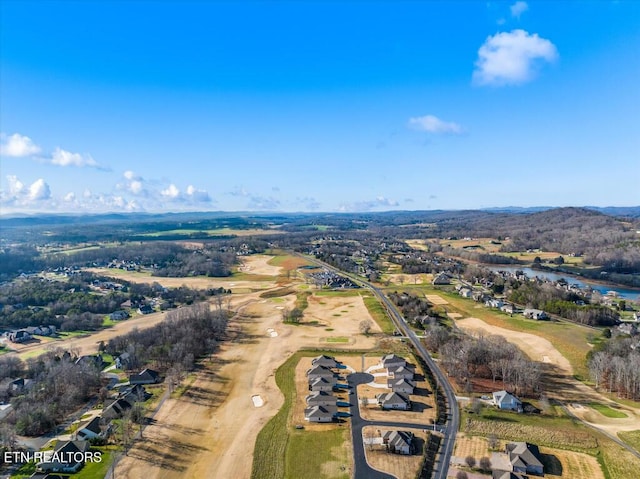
[493, 390, 522, 412]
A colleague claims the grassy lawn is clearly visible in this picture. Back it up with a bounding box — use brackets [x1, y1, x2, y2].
[73, 446, 117, 479]
[461, 407, 599, 453]
[361, 294, 395, 334]
[617, 430, 640, 452]
[326, 337, 349, 343]
[589, 402, 628, 418]
[251, 350, 362, 479]
[286, 428, 350, 479]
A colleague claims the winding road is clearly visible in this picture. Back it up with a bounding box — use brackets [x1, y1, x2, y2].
[298, 254, 459, 479]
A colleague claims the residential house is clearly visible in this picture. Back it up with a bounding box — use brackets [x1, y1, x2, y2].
[376, 392, 410, 410]
[309, 377, 336, 392]
[109, 310, 130, 321]
[36, 440, 90, 473]
[387, 365, 415, 380]
[485, 298, 504, 309]
[114, 352, 131, 370]
[505, 442, 544, 475]
[305, 391, 338, 407]
[381, 354, 406, 369]
[129, 368, 161, 385]
[500, 303, 515, 315]
[137, 304, 154, 315]
[523, 309, 548, 320]
[119, 384, 149, 406]
[8, 329, 32, 343]
[306, 365, 335, 381]
[75, 416, 108, 441]
[432, 273, 451, 285]
[311, 355, 340, 369]
[493, 390, 523, 412]
[304, 405, 337, 423]
[75, 355, 104, 370]
[102, 398, 132, 420]
[387, 378, 415, 394]
[9, 378, 32, 393]
[382, 430, 414, 455]
[459, 288, 473, 299]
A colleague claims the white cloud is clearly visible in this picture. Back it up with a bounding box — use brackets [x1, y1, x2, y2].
[186, 185, 211, 202]
[339, 196, 400, 212]
[83, 189, 92, 198]
[51, 147, 99, 168]
[408, 115, 463, 134]
[473, 29, 558, 86]
[64, 192, 76, 202]
[28, 179, 51, 201]
[161, 184, 180, 199]
[123, 170, 138, 181]
[510, 1, 529, 19]
[6, 175, 25, 196]
[0, 133, 42, 157]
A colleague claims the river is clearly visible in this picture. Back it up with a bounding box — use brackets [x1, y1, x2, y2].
[485, 265, 640, 301]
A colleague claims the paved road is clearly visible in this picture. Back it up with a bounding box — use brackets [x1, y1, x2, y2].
[297, 253, 459, 479]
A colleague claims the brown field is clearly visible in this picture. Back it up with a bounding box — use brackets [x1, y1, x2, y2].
[114, 287, 381, 479]
[238, 254, 283, 276]
[362, 426, 428, 479]
[85, 267, 277, 291]
[404, 239, 430, 251]
[385, 273, 430, 285]
[442, 238, 503, 253]
[539, 446, 605, 479]
[453, 434, 499, 459]
[425, 294, 449, 305]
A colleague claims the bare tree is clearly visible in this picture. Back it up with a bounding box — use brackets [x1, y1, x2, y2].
[479, 456, 491, 471]
[359, 319, 373, 335]
[456, 472, 468, 479]
[465, 455, 476, 468]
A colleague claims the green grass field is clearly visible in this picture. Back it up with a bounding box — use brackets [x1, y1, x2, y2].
[589, 403, 628, 418]
[285, 428, 350, 479]
[251, 350, 360, 479]
[361, 294, 395, 334]
[617, 430, 640, 452]
[326, 337, 349, 343]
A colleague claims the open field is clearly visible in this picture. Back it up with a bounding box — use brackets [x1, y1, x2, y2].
[86, 267, 278, 291]
[362, 426, 428, 479]
[617, 430, 640, 452]
[539, 446, 604, 479]
[113, 282, 378, 479]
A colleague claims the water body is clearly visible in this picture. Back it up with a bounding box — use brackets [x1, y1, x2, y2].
[485, 265, 640, 301]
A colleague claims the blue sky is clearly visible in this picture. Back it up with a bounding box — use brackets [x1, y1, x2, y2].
[1, 1, 638, 214]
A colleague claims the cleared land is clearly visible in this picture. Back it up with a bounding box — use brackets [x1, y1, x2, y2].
[114, 269, 380, 479]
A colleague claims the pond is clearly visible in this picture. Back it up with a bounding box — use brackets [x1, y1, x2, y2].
[485, 265, 640, 301]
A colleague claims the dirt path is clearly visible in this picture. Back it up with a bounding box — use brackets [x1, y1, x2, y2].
[114, 291, 381, 479]
[455, 317, 640, 436]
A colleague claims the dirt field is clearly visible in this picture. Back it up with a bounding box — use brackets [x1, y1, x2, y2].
[455, 316, 640, 437]
[453, 434, 498, 459]
[114, 288, 382, 478]
[425, 294, 449, 305]
[362, 426, 428, 479]
[86, 267, 278, 291]
[238, 254, 283, 276]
